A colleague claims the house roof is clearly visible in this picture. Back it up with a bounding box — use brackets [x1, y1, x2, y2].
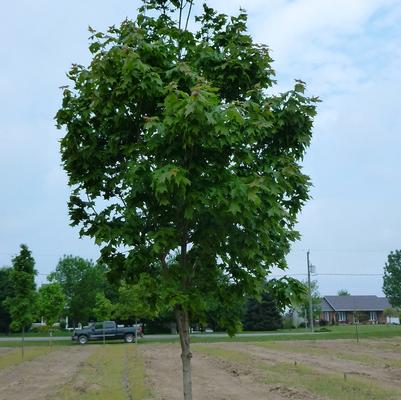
[321, 298, 333, 312]
[321, 296, 391, 312]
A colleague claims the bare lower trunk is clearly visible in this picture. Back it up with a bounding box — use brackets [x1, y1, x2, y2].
[21, 327, 25, 360]
[176, 306, 192, 400]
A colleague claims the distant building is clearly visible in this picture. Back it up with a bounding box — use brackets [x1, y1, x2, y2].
[320, 295, 399, 324]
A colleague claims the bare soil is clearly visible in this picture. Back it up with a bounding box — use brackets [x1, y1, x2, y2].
[141, 344, 320, 400]
[0, 346, 94, 400]
[1, 339, 400, 399]
[227, 341, 401, 390]
[141, 340, 401, 400]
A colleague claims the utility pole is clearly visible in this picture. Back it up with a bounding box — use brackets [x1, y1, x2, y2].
[307, 250, 314, 333]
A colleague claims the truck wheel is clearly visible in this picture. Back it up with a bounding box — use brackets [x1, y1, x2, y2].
[78, 335, 88, 345]
[124, 333, 134, 343]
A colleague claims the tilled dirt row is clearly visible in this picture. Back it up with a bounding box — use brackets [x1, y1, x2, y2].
[0, 346, 95, 400]
[142, 344, 320, 400]
[227, 342, 401, 390]
[1, 339, 400, 400]
[142, 340, 401, 400]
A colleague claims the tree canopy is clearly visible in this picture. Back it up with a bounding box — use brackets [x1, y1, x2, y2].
[56, 0, 316, 330]
[56, 1, 317, 398]
[4, 245, 37, 333]
[383, 250, 401, 307]
[48, 255, 114, 325]
[38, 282, 66, 328]
[93, 292, 115, 321]
[0, 267, 14, 333]
[297, 280, 321, 321]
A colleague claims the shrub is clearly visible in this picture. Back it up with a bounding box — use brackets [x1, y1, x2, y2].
[282, 315, 295, 329]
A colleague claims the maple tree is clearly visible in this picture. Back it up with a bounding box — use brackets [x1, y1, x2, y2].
[56, 1, 318, 398]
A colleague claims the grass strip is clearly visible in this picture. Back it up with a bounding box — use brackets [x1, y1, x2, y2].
[0, 340, 73, 348]
[334, 351, 401, 369]
[1, 325, 401, 344]
[0, 331, 73, 337]
[57, 344, 151, 400]
[127, 346, 152, 399]
[0, 347, 50, 369]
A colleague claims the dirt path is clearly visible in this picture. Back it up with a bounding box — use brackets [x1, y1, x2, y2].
[141, 344, 320, 400]
[0, 346, 94, 400]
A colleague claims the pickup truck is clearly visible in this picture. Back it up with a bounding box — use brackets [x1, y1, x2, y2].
[72, 321, 142, 344]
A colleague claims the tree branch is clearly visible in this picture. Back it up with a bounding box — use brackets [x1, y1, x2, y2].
[178, 0, 184, 30]
[117, 193, 127, 208]
[86, 194, 99, 216]
[159, 253, 168, 272]
[184, 1, 193, 31]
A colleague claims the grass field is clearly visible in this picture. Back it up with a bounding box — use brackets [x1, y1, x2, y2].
[0, 330, 73, 337]
[1, 324, 400, 347]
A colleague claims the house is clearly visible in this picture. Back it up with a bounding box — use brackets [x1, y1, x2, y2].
[320, 295, 394, 324]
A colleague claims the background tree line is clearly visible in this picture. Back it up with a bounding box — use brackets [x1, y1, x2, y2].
[0, 245, 284, 334]
[4, 245, 399, 336]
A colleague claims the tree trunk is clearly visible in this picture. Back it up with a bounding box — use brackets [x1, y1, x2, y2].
[176, 307, 192, 400]
[21, 326, 25, 360]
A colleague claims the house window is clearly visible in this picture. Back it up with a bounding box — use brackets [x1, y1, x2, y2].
[337, 312, 346, 322]
[369, 311, 378, 321]
[323, 312, 330, 321]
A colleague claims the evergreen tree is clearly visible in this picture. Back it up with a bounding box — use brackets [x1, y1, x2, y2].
[243, 292, 282, 331]
[0, 267, 13, 333]
[383, 250, 401, 307]
[4, 244, 37, 359]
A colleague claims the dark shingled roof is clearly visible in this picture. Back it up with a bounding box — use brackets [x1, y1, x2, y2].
[321, 296, 391, 312]
[321, 298, 333, 312]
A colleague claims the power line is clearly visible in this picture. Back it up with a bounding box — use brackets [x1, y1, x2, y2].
[40, 272, 388, 278]
[316, 273, 382, 276]
[0, 247, 395, 257]
[0, 253, 97, 257]
[291, 248, 391, 253]
[270, 273, 383, 277]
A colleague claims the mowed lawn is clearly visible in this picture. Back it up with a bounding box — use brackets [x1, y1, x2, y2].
[1, 327, 401, 400]
[1, 323, 401, 342]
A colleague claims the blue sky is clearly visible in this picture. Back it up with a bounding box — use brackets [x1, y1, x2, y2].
[1, 0, 400, 296]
